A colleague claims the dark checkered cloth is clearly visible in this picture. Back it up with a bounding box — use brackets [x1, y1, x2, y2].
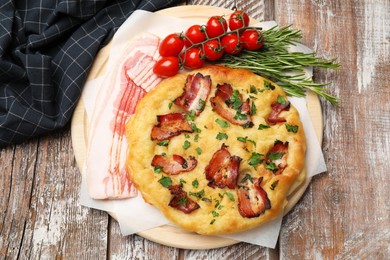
[0, 0, 181, 147]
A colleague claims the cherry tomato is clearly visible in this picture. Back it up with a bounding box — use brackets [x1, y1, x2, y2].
[228, 10, 250, 31]
[203, 39, 224, 61]
[153, 56, 180, 78]
[159, 33, 185, 57]
[221, 33, 242, 54]
[205, 16, 228, 38]
[240, 29, 264, 50]
[180, 47, 205, 69]
[184, 25, 207, 47]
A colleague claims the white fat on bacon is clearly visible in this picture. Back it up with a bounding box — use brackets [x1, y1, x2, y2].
[86, 33, 161, 199]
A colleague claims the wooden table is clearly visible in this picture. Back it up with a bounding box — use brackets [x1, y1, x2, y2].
[1, 0, 389, 259]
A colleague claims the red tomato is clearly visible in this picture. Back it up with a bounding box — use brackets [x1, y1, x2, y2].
[240, 29, 264, 50]
[159, 33, 184, 57]
[184, 25, 207, 47]
[153, 56, 180, 78]
[205, 16, 228, 38]
[221, 33, 242, 54]
[180, 47, 205, 69]
[203, 39, 224, 61]
[228, 10, 250, 31]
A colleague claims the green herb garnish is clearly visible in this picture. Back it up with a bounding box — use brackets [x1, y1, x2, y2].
[285, 124, 299, 133]
[248, 152, 264, 168]
[182, 140, 191, 150]
[158, 176, 172, 187]
[216, 132, 228, 140]
[215, 118, 230, 128]
[258, 124, 271, 130]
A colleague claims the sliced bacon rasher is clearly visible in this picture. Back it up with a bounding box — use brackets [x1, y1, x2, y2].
[265, 140, 289, 175]
[151, 154, 197, 175]
[237, 175, 271, 218]
[151, 113, 193, 141]
[168, 185, 200, 214]
[86, 33, 161, 199]
[174, 73, 211, 115]
[205, 144, 242, 189]
[210, 83, 253, 128]
[267, 100, 291, 124]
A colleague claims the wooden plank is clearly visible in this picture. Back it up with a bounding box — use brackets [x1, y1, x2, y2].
[0, 129, 111, 259]
[276, 0, 390, 259]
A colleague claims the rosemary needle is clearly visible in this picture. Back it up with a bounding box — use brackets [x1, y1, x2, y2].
[217, 25, 340, 105]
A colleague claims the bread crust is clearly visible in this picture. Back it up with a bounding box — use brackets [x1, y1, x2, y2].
[126, 65, 306, 235]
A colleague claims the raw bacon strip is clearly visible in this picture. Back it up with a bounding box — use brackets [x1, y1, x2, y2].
[265, 140, 289, 175]
[151, 154, 197, 175]
[205, 144, 241, 189]
[151, 113, 193, 141]
[86, 33, 161, 199]
[174, 73, 211, 115]
[210, 83, 253, 128]
[237, 175, 271, 218]
[168, 185, 200, 214]
[267, 101, 291, 124]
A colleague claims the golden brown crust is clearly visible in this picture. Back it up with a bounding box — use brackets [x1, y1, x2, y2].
[126, 65, 306, 235]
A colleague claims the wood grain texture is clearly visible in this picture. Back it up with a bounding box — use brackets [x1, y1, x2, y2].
[2, 0, 388, 259]
[275, 0, 390, 259]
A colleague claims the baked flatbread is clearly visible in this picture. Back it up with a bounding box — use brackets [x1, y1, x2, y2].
[126, 65, 306, 235]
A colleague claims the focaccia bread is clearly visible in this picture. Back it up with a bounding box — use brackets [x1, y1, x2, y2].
[126, 65, 306, 235]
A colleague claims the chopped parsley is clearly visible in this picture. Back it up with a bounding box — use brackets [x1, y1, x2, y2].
[216, 132, 228, 140]
[250, 85, 257, 94]
[258, 124, 271, 130]
[197, 99, 205, 110]
[190, 122, 201, 133]
[285, 124, 299, 133]
[158, 176, 172, 187]
[233, 111, 247, 120]
[168, 102, 173, 109]
[215, 118, 230, 128]
[185, 110, 196, 121]
[237, 136, 256, 146]
[176, 197, 187, 206]
[195, 147, 202, 155]
[248, 152, 264, 168]
[189, 190, 205, 199]
[225, 191, 235, 201]
[179, 178, 186, 187]
[264, 81, 275, 90]
[268, 151, 284, 161]
[251, 101, 257, 115]
[157, 140, 169, 146]
[229, 90, 243, 110]
[240, 173, 254, 183]
[277, 95, 287, 105]
[192, 179, 199, 188]
[270, 180, 279, 190]
[182, 140, 191, 150]
[266, 162, 277, 171]
[211, 211, 219, 217]
[210, 219, 216, 225]
[154, 166, 163, 173]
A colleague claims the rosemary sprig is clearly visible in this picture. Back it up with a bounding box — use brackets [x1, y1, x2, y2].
[217, 25, 340, 105]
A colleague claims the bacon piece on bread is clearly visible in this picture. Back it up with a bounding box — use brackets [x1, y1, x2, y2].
[237, 176, 271, 218]
[151, 154, 197, 175]
[168, 185, 200, 214]
[151, 113, 193, 141]
[267, 100, 291, 124]
[210, 83, 253, 128]
[205, 144, 242, 189]
[265, 140, 289, 175]
[174, 73, 211, 115]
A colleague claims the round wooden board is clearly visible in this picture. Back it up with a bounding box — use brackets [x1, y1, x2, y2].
[71, 5, 323, 250]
